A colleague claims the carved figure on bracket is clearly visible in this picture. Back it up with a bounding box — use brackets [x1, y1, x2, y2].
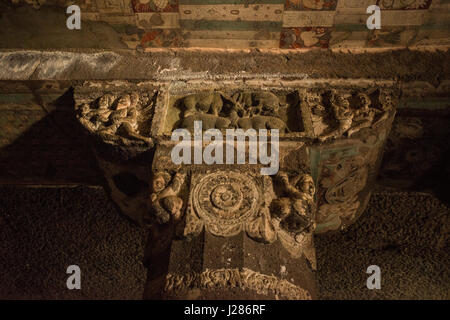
[373, 89, 396, 127]
[319, 91, 353, 141]
[271, 171, 315, 239]
[317, 89, 397, 141]
[347, 93, 375, 137]
[76, 92, 153, 146]
[146, 170, 187, 225]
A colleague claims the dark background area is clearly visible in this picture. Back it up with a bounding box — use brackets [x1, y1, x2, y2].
[0, 185, 448, 299]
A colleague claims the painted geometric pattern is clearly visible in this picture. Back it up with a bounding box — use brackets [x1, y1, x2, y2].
[376, 0, 432, 10]
[131, 0, 179, 12]
[285, 0, 338, 11]
[280, 27, 331, 48]
[19, 0, 441, 49]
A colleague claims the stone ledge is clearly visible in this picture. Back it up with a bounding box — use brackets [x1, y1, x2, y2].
[0, 48, 448, 83]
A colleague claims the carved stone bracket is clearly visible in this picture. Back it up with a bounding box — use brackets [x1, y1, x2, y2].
[73, 79, 398, 299]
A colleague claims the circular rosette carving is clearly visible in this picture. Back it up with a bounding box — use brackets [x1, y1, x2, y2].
[192, 171, 260, 237]
[210, 184, 243, 211]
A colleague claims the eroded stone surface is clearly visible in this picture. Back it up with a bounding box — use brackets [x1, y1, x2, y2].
[73, 79, 398, 299]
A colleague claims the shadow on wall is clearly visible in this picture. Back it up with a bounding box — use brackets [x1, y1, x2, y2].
[0, 88, 100, 185]
[378, 112, 450, 206]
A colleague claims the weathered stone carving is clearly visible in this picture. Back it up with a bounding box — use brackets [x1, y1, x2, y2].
[318, 90, 354, 141]
[175, 90, 291, 133]
[165, 268, 312, 300]
[271, 171, 315, 236]
[73, 80, 398, 300]
[316, 151, 369, 233]
[269, 171, 317, 266]
[75, 92, 154, 148]
[299, 88, 397, 141]
[182, 170, 276, 243]
[182, 91, 226, 118]
[146, 170, 187, 225]
[181, 114, 232, 131]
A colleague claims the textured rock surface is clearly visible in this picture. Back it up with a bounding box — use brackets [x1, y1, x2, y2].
[0, 186, 447, 299]
[0, 49, 449, 83]
[316, 189, 449, 300]
[0, 186, 147, 299]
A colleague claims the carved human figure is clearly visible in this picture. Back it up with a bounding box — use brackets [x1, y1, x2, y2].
[95, 93, 152, 143]
[271, 172, 315, 236]
[319, 91, 353, 141]
[77, 93, 152, 144]
[78, 104, 99, 133]
[347, 93, 375, 136]
[147, 171, 186, 225]
[373, 89, 395, 127]
[77, 94, 114, 133]
[305, 92, 327, 120]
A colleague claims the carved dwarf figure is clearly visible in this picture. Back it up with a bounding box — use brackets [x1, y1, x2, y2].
[305, 91, 327, 120]
[319, 91, 353, 141]
[147, 171, 186, 225]
[77, 93, 152, 145]
[77, 94, 114, 133]
[271, 172, 316, 237]
[97, 93, 152, 143]
[347, 93, 375, 136]
[372, 89, 395, 127]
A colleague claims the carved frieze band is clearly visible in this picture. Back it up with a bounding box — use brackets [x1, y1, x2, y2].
[165, 268, 312, 300]
[74, 83, 398, 144]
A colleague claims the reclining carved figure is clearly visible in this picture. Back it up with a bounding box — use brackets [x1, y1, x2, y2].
[77, 93, 152, 145]
[181, 113, 232, 131]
